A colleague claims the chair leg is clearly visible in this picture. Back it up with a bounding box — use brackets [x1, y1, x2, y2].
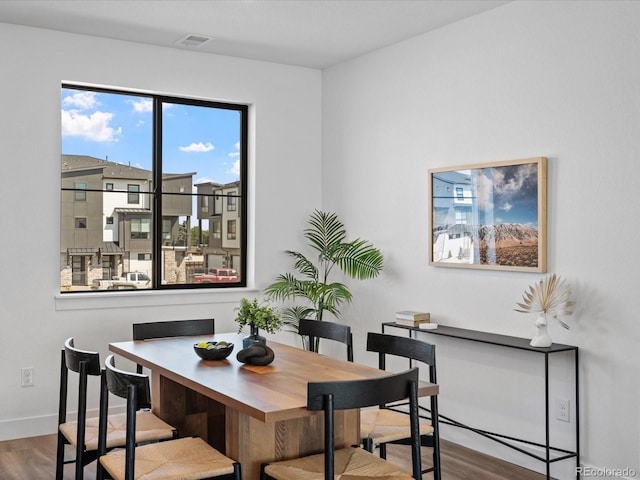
[55, 431, 66, 480]
[233, 462, 242, 480]
[362, 437, 374, 453]
[379, 443, 387, 459]
[431, 399, 441, 480]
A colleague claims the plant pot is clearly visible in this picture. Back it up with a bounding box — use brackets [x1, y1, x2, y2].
[243, 324, 267, 349]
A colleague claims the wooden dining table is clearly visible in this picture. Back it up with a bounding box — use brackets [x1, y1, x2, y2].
[109, 332, 439, 480]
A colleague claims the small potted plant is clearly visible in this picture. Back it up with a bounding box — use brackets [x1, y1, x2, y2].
[235, 297, 283, 348]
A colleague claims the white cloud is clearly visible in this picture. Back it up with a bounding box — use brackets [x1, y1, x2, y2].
[228, 141, 240, 158]
[493, 163, 537, 195]
[475, 170, 494, 212]
[194, 176, 214, 185]
[129, 99, 153, 113]
[61, 109, 122, 142]
[180, 142, 215, 153]
[62, 91, 98, 109]
[498, 201, 512, 212]
[228, 159, 240, 176]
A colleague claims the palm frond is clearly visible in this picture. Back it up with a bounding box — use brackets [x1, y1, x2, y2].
[304, 210, 347, 254]
[332, 239, 384, 279]
[514, 274, 575, 328]
[284, 250, 318, 279]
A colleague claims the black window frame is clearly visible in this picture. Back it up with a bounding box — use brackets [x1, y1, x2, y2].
[61, 84, 248, 292]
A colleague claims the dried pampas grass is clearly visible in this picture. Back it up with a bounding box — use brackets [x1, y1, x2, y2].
[515, 274, 575, 329]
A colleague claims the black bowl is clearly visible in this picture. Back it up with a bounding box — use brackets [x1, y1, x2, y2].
[193, 341, 234, 360]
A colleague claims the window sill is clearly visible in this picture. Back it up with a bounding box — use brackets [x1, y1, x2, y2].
[55, 287, 260, 311]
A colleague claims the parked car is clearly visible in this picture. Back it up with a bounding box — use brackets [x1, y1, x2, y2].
[92, 272, 151, 290]
[192, 268, 239, 283]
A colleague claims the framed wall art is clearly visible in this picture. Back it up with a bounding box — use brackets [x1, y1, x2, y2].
[429, 157, 547, 273]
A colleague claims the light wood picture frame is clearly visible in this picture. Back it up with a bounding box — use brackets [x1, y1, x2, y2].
[429, 157, 547, 272]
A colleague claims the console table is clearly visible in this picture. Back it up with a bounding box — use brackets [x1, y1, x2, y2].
[382, 322, 580, 480]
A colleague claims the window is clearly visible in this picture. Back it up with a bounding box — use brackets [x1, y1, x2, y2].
[128, 184, 140, 204]
[200, 195, 209, 214]
[456, 187, 464, 200]
[75, 182, 86, 201]
[227, 191, 237, 211]
[162, 219, 172, 241]
[61, 85, 247, 293]
[212, 218, 221, 240]
[227, 220, 236, 240]
[131, 218, 150, 239]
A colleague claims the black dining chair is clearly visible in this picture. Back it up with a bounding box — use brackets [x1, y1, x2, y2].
[360, 332, 441, 479]
[261, 367, 423, 480]
[132, 318, 215, 373]
[56, 338, 176, 480]
[97, 355, 241, 480]
[298, 318, 353, 362]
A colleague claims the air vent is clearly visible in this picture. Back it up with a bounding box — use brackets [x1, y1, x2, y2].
[175, 34, 213, 47]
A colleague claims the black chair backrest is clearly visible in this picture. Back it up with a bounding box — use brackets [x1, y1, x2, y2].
[58, 338, 102, 480]
[307, 367, 422, 480]
[103, 355, 152, 408]
[98, 355, 152, 480]
[132, 319, 215, 373]
[367, 332, 436, 383]
[64, 337, 102, 376]
[298, 318, 353, 362]
[132, 318, 215, 341]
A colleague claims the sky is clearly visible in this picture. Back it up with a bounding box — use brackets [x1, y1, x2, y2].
[61, 88, 241, 186]
[434, 162, 540, 228]
[474, 163, 539, 228]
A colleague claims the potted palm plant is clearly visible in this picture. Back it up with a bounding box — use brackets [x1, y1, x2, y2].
[264, 210, 383, 346]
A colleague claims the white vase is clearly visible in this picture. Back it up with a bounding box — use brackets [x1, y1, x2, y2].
[530, 312, 552, 347]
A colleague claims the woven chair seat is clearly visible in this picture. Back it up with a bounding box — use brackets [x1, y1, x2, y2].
[264, 446, 414, 480]
[360, 407, 434, 444]
[100, 436, 237, 480]
[59, 410, 175, 451]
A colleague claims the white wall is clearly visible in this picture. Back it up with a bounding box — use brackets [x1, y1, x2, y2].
[322, 1, 640, 479]
[0, 23, 321, 438]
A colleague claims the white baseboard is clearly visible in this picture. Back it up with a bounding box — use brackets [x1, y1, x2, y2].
[0, 406, 126, 442]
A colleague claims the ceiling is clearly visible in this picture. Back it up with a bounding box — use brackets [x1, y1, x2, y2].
[0, 0, 509, 69]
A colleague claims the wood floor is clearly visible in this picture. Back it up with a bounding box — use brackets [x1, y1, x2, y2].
[0, 433, 547, 480]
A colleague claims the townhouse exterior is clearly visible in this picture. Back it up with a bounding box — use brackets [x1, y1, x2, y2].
[60, 154, 241, 290]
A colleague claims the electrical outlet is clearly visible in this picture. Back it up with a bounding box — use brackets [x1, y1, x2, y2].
[556, 398, 570, 422]
[21, 367, 34, 387]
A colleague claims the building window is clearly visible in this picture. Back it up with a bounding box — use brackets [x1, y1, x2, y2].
[128, 184, 140, 204]
[212, 219, 221, 240]
[138, 253, 152, 261]
[60, 84, 247, 292]
[200, 194, 209, 214]
[227, 191, 237, 211]
[162, 219, 172, 241]
[456, 187, 464, 200]
[131, 218, 150, 239]
[227, 220, 236, 240]
[75, 182, 86, 201]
